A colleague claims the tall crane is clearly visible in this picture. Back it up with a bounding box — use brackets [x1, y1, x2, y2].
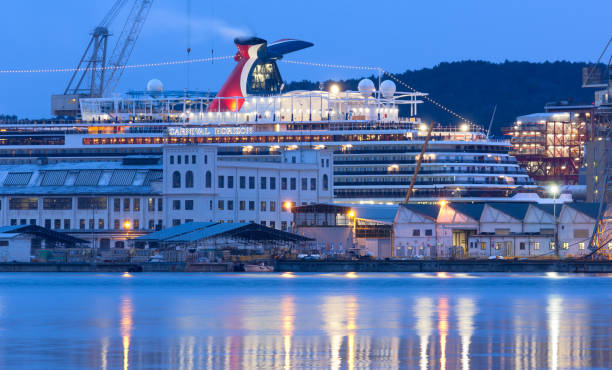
[404, 123, 435, 203]
[51, 0, 153, 116]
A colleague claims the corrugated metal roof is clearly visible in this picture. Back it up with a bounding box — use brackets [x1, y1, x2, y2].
[532, 203, 562, 218]
[166, 223, 248, 242]
[0, 225, 22, 233]
[486, 203, 531, 221]
[108, 170, 136, 186]
[135, 222, 216, 241]
[40, 171, 67, 186]
[449, 203, 485, 221]
[566, 202, 601, 220]
[3, 172, 32, 186]
[74, 170, 103, 186]
[350, 204, 399, 223]
[143, 170, 163, 185]
[401, 204, 440, 220]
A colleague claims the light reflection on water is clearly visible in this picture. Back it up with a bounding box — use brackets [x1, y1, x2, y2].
[0, 273, 611, 369]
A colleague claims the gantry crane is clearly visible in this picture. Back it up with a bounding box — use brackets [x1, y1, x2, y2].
[51, 0, 153, 116]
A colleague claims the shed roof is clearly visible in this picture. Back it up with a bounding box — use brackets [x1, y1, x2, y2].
[400, 204, 440, 220]
[448, 203, 485, 221]
[0, 225, 88, 245]
[149, 222, 313, 243]
[486, 202, 532, 220]
[565, 202, 601, 220]
[134, 222, 215, 242]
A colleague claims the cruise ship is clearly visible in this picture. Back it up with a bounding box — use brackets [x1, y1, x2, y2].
[0, 37, 537, 204]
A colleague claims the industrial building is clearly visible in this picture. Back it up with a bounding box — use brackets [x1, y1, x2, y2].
[0, 144, 333, 249]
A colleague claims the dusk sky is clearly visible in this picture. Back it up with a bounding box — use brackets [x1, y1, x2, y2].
[0, 0, 609, 117]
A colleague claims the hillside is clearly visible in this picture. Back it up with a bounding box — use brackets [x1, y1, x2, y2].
[284, 61, 595, 136]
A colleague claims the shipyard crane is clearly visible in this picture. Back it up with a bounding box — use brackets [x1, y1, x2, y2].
[51, 0, 153, 116]
[404, 122, 435, 203]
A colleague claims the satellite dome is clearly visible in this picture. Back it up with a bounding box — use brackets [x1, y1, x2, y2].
[146, 78, 164, 93]
[357, 78, 375, 97]
[380, 80, 396, 99]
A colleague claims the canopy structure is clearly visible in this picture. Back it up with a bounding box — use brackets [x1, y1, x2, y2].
[0, 225, 89, 247]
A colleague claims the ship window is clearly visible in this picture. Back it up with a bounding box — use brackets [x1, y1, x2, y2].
[247, 60, 282, 94]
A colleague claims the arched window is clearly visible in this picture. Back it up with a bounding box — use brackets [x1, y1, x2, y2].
[172, 171, 181, 188]
[205, 171, 212, 188]
[322, 174, 329, 191]
[185, 171, 194, 188]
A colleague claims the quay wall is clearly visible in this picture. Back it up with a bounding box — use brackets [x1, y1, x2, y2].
[275, 259, 612, 273]
[0, 263, 142, 272]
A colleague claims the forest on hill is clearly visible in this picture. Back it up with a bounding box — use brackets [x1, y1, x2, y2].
[284, 61, 596, 136]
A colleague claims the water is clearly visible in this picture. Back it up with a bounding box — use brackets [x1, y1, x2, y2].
[0, 273, 611, 369]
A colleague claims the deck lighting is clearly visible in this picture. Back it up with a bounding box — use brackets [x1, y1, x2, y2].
[460, 123, 469, 132]
[330, 84, 340, 95]
[419, 123, 428, 131]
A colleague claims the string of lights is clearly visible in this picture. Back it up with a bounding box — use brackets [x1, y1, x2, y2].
[0, 55, 233, 74]
[281, 59, 476, 126]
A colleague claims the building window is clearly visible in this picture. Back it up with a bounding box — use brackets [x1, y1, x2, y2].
[172, 219, 181, 226]
[261, 221, 266, 226]
[134, 219, 139, 229]
[77, 197, 107, 210]
[173, 200, 181, 210]
[270, 177, 276, 190]
[260, 201, 266, 212]
[19, 219, 26, 225]
[249, 176, 255, 189]
[534, 242, 540, 250]
[52, 219, 60, 229]
[184, 155, 189, 164]
[228, 176, 234, 189]
[177, 156, 182, 164]
[480, 242, 486, 250]
[249, 201, 255, 211]
[115, 241, 125, 249]
[228, 200, 234, 211]
[148, 198, 154, 212]
[218, 200, 224, 210]
[89, 219, 95, 229]
[412, 229, 420, 236]
[281, 177, 287, 190]
[158, 198, 163, 211]
[10, 219, 17, 226]
[46, 220, 53, 228]
[185, 171, 194, 188]
[240, 176, 246, 189]
[42, 197, 72, 210]
[114, 220, 120, 230]
[172, 171, 181, 188]
[185, 219, 193, 224]
[133, 198, 140, 212]
[62, 219, 69, 230]
[261, 177, 267, 189]
[123, 198, 130, 211]
[281, 221, 287, 231]
[323, 174, 329, 191]
[185, 200, 194, 210]
[205, 171, 212, 188]
[520, 242, 525, 250]
[29, 219, 36, 225]
[549, 242, 555, 250]
[290, 178, 297, 190]
[269, 221, 276, 229]
[209, 200, 213, 210]
[79, 219, 85, 229]
[204, 155, 208, 164]
[192, 155, 196, 164]
[270, 201, 276, 212]
[425, 229, 432, 236]
[562, 242, 569, 250]
[310, 178, 316, 190]
[98, 219, 104, 229]
[170, 155, 174, 165]
[148, 220, 155, 230]
[240, 200, 245, 211]
[114, 198, 121, 212]
[218, 175, 224, 188]
[301, 178, 307, 190]
[8, 197, 38, 210]
[579, 242, 585, 250]
[495, 242, 502, 250]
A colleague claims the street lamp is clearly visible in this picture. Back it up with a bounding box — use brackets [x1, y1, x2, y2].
[549, 184, 560, 257]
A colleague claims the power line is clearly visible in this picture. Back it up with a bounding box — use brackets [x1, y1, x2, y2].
[0, 55, 233, 74]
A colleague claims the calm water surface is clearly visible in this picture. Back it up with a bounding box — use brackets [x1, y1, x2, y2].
[0, 272, 611, 369]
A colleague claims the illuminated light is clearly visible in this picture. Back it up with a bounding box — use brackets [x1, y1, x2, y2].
[439, 200, 448, 207]
[329, 84, 340, 95]
[283, 201, 293, 211]
[122, 272, 132, 278]
[460, 123, 469, 132]
[549, 183, 560, 196]
[436, 272, 450, 278]
[123, 220, 131, 230]
[281, 272, 296, 278]
[419, 123, 428, 131]
[345, 272, 358, 279]
[347, 210, 355, 219]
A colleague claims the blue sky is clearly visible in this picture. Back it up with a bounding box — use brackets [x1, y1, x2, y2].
[0, 0, 609, 117]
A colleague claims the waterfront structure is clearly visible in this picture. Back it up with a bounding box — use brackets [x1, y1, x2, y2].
[0, 145, 332, 247]
[392, 201, 608, 258]
[0, 225, 87, 262]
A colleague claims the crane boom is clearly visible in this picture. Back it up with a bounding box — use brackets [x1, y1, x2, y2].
[404, 123, 435, 203]
[104, 0, 154, 94]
